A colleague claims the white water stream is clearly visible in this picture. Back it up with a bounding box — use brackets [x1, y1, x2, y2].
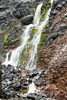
[2, 0, 54, 95]
[2, 0, 54, 70]
[2, 3, 43, 68]
[26, 8, 51, 70]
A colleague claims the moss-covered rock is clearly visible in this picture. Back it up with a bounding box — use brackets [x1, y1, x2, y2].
[39, 20, 48, 45]
[0, 29, 5, 34]
[20, 46, 31, 67]
[49, 0, 51, 4]
[30, 28, 38, 36]
[3, 33, 9, 45]
[40, 8, 47, 21]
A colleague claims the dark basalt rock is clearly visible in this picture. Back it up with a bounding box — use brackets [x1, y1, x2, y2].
[0, 5, 9, 11]
[13, 0, 49, 19]
[13, 2, 34, 19]
[44, 0, 67, 45]
[22, 14, 33, 25]
[1, 64, 46, 99]
[52, 0, 66, 9]
[26, 93, 47, 100]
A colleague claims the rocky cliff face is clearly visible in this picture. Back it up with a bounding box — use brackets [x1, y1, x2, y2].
[0, 0, 50, 61]
[0, 0, 67, 100]
[37, 0, 67, 99]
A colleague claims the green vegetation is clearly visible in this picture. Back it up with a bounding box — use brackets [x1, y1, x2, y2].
[39, 34, 47, 45]
[19, 89, 28, 94]
[49, 0, 51, 4]
[33, 8, 36, 14]
[39, 20, 48, 45]
[30, 28, 38, 36]
[20, 46, 30, 67]
[28, 27, 38, 41]
[39, 0, 51, 45]
[0, 29, 5, 34]
[18, 36, 22, 44]
[4, 33, 9, 45]
[40, 8, 47, 21]
[42, 20, 48, 33]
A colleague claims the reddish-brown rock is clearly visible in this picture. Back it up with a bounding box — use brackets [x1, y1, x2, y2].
[38, 6, 67, 100]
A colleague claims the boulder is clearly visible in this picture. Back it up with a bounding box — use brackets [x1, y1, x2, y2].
[22, 14, 33, 25]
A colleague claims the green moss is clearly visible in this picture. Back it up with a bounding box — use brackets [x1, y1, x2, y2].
[20, 46, 30, 66]
[7, 26, 10, 30]
[28, 28, 38, 41]
[40, 8, 46, 21]
[19, 89, 28, 94]
[41, 34, 47, 41]
[31, 28, 38, 36]
[33, 8, 36, 14]
[40, 2, 51, 22]
[0, 29, 5, 34]
[39, 33, 47, 45]
[39, 19, 48, 46]
[42, 20, 48, 33]
[49, 0, 51, 4]
[4, 33, 9, 45]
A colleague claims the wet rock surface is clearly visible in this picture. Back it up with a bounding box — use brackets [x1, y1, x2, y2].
[21, 14, 33, 25]
[0, 0, 49, 56]
[1, 64, 48, 100]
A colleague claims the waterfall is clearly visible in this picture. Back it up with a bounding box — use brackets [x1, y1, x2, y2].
[26, 8, 51, 71]
[51, 0, 57, 6]
[33, 2, 43, 25]
[2, 0, 55, 96]
[2, 3, 43, 68]
[3, 24, 34, 67]
[3, 52, 10, 66]
[2, 0, 54, 70]
[8, 24, 34, 67]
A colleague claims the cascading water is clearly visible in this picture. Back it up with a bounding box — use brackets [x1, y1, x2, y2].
[3, 24, 34, 67]
[33, 2, 43, 25]
[2, 0, 54, 70]
[2, 3, 43, 68]
[4, 52, 10, 65]
[25, 0, 54, 94]
[2, 0, 55, 96]
[26, 8, 51, 71]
